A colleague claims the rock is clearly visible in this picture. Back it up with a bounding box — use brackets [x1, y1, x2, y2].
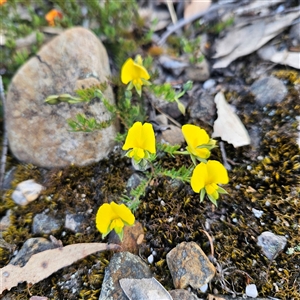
[257, 231, 287, 260]
[10, 237, 57, 267]
[246, 284, 258, 298]
[169, 289, 201, 300]
[0, 209, 12, 231]
[188, 90, 216, 126]
[119, 277, 172, 300]
[108, 221, 145, 255]
[126, 173, 147, 190]
[160, 125, 184, 145]
[99, 251, 153, 300]
[5, 27, 118, 168]
[32, 213, 63, 235]
[64, 213, 85, 233]
[250, 77, 287, 107]
[166, 241, 215, 289]
[185, 58, 211, 82]
[203, 79, 216, 90]
[11, 179, 44, 206]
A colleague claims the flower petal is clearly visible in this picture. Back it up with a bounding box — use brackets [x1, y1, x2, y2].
[121, 58, 150, 85]
[121, 58, 135, 84]
[191, 162, 207, 193]
[206, 160, 229, 184]
[182, 124, 210, 158]
[95, 203, 117, 234]
[141, 123, 156, 154]
[122, 122, 143, 150]
[110, 218, 125, 233]
[111, 202, 135, 226]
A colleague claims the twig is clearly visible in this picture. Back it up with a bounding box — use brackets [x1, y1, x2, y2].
[158, 3, 235, 45]
[0, 75, 8, 192]
[166, 1, 178, 25]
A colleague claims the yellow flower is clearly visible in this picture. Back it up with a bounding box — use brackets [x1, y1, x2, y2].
[182, 124, 216, 164]
[121, 56, 150, 96]
[0, 0, 7, 5]
[45, 9, 63, 27]
[122, 122, 156, 163]
[96, 201, 135, 240]
[191, 160, 229, 205]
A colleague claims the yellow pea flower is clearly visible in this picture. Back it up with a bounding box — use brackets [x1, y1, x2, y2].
[45, 9, 63, 27]
[191, 160, 229, 205]
[96, 201, 135, 241]
[121, 56, 151, 96]
[182, 124, 216, 164]
[122, 122, 156, 163]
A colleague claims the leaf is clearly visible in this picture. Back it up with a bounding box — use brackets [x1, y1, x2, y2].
[212, 92, 250, 148]
[213, 10, 300, 68]
[119, 277, 172, 300]
[258, 44, 300, 70]
[0, 242, 120, 293]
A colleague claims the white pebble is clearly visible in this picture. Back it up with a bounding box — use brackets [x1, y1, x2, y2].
[160, 200, 166, 206]
[245, 284, 258, 298]
[168, 217, 174, 223]
[199, 283, 208, 293]
[147, 254, 154, 264]
[177, 222, 182, 227]
[252, 208, 263, 218]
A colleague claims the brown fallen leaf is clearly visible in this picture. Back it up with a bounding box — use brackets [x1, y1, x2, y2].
[0, 242, 120, 294]
[212, 92, 251, 148]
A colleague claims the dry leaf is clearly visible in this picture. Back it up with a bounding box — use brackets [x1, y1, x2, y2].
[184, 0, 211, 20]
[212, 92, 251, 148]
[213, 10, 300, 68]
[120, 277, 172, 300]
[258, 44, 300, 69]
[0, 242, 119, 294]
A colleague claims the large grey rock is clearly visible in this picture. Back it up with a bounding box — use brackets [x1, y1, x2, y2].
[5, 27, 118, 168]
[99, 252, 153, 300]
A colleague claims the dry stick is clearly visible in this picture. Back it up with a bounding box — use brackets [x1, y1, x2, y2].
[0, 75, 8, 192]
[158, 3, 235, 46]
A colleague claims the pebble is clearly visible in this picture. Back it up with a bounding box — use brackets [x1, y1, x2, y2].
[250, 77, 287, 107]
[64, 213, 85, 233]
[11, 179, 44, 206]
[246, 284, 258, 298]
[160, 125, 185, 145]
[166, 241, 215, 289]
[257, 231, 287, 260]
[126, 172, 146, 190]
[203, 79, 216, 90]
[252, 208, 264, 218]
[185, 58, 211, 82]
[99, 252, 153, 300]
[32, 213, 63, 235]
[5, 27, 118, 168]
[0, 209, 12, 231]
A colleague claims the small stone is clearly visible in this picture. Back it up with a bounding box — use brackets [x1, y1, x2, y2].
[250, 77, 287, 107]
[188, 90, 216, 126]
[160, 125, 184, 145]
[252, 208, 263, 218]
[166, 241, 215, 289]
[147, 254, 154, 264]
[169, 289, 200, 300]
[257, 231, 287, 260]
[185, 59, 210, 82]
[0, 210, 12, 231]
[5, 27, 118, 168]
[11, 179, 44, 206]
[203, 79, 216, 90]
[10, 237, 57, 267]
[99, 252, 152, 300]
[246, 284, 258, 298]
[32, 213, 63, 235]
[64, 213, 85, 233]
[126, 173, 147, 190]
